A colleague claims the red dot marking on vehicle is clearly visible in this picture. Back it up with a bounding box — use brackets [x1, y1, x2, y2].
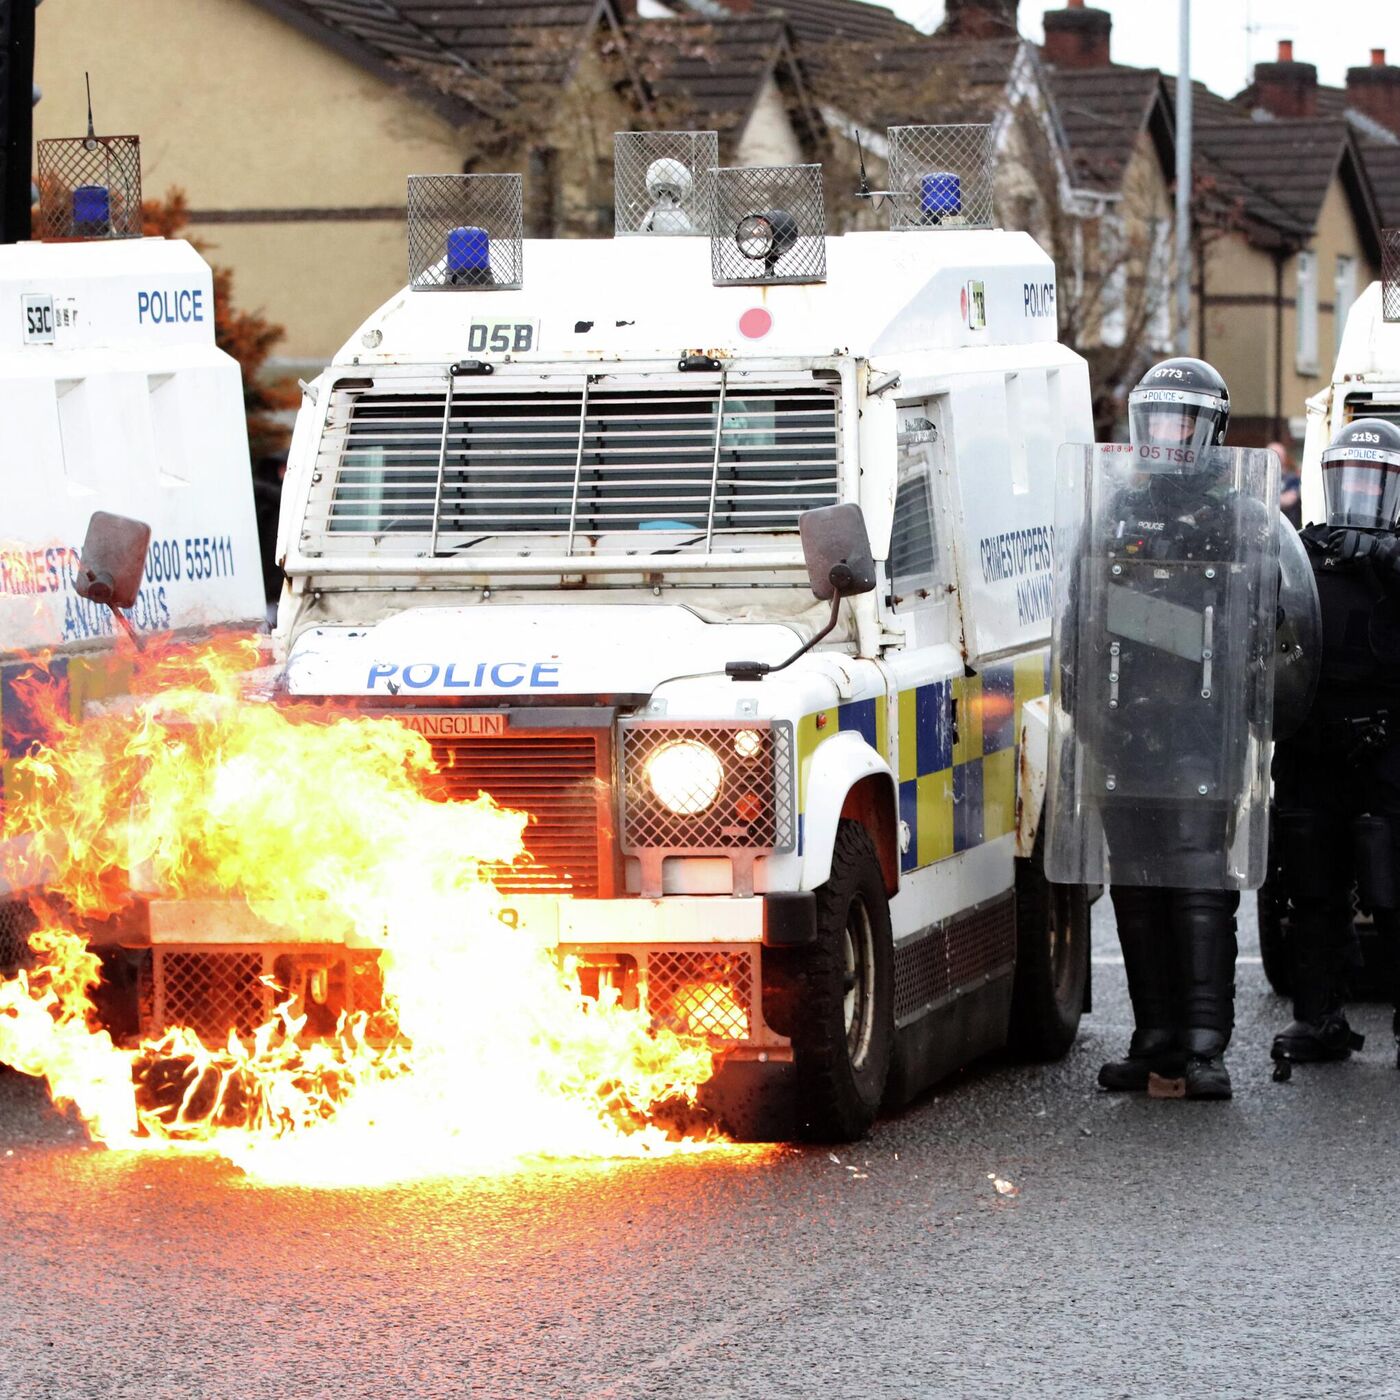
[738, 307, 772, 339]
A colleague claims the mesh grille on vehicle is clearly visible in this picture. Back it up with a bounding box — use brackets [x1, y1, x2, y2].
[947, 896, 1016, 990]
[614, 130, 717, 236]
[306, 377, 840, 555]
[35, 134, 142, 239]
[621, 723, 794, 853]
[711, 165, 826, 285]
[886, 124, 996, 231]
[892, 895, 1016, 1024]
[645, 949, 753, 1041]
[407, 173, 523, 291]
[1385, 227, 1400, 324]
[155, 950, 268, 1043]
[423, 732, 606, 895]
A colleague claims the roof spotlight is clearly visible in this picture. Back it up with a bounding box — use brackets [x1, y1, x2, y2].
[735, 207, 798, 273]
[643, 157, 696, 234]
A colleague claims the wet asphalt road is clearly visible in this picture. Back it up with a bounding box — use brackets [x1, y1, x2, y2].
[3, 904, 1400, 1400]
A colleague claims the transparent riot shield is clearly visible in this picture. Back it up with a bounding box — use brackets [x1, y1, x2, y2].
[1046, 443, 1281, 889]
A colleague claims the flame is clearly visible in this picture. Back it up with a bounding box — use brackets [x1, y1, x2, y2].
[0, 635, 732, 1184]
[667, 981, 751, 1041]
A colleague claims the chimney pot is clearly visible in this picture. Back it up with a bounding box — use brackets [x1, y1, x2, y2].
[1253, 43, 1318, 118]
[1042, 1, 1112, 69]
[1346, 47, 1400, 136]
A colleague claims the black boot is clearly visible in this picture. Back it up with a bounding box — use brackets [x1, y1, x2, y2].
[1181, 1028, 1232, 1099]
[1172, 889, 1238, 1101]
[1271, 900, 1362, 1066]
[1098, 1028, 1184, 1091]
[1100, 886, 1178, 1091]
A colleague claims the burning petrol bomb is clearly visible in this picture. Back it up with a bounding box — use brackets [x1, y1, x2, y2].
[0, 634, 730, 1185]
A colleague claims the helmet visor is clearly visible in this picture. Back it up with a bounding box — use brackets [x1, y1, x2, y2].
[1128, 388, 1225, 461]
[1321, 445, 1400, 530]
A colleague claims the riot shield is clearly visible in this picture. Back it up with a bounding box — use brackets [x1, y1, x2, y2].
[1046, 443, 1281, 889]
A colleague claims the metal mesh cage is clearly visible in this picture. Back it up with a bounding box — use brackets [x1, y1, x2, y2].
[620, 722, 795, 853]
[1385, 227, 1400, 323]
[155, 950, 268, 1043]
[407, 174, 523, 291]
[614, 130, 718, 236]
[645, 949, 753, 1041]
[711, 165, 826, 285]
[35, 134, 142, 240]
[887, 124, 996, 231]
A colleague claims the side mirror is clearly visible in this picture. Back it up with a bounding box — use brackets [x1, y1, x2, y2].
[723, 503, 876, 683]
[800, 503, 876, 600]
[74, 511, 151, 608]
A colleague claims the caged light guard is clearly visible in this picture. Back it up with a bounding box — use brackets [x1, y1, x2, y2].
[407, 173, 523, 291]
[614, 131, 718, 236]
[35, 132, 143, 240]
[886, 123, 996, 231]
[710, 164, 827, 286]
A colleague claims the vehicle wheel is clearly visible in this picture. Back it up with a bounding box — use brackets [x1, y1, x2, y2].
[1257, 878, 1292, 997]
[787, 820, 893, 1142]
[1008, 828, 1089, 1061]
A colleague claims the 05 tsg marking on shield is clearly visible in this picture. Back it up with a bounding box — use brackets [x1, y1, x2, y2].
[466, 320, 539, 354]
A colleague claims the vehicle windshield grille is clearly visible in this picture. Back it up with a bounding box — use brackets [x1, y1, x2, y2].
[304, 377, 841, 557]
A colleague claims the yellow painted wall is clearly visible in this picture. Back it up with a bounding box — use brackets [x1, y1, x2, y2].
[1198, 174, 1377, 436]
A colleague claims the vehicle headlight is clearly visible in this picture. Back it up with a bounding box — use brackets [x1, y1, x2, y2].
[645, 738, 724, 815]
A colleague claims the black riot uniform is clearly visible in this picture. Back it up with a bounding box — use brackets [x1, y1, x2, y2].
[1272, 417, 1400, 1070]
[1098, 357, 1240, 1100]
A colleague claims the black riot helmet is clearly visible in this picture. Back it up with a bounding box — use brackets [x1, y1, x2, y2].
[1321, 417, 1400, 531]
[1128, 357, 1231, 459]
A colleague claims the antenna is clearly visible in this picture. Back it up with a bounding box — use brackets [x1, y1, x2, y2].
[83, 72, 97, 150]
[856, 129, 872, 199]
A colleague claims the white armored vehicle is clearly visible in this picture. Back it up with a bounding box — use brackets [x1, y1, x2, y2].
[174, 133, 1096, 1138]
[0, 127, 263, 961]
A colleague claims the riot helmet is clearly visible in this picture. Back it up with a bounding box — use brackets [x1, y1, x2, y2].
[1128, 357, 1231, 460]
[1321, 417, 1400, 531]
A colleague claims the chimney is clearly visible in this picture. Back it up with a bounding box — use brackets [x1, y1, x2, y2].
[1347, 48, 1400, 137]
[1042, 0, 1112, 69]
[937, 0, 1020, 40]
[1253, 39, 1318, 119]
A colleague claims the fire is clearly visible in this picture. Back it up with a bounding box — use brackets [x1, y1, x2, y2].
[666, 981, 751, 1041]
[0, 635, 730, 1184]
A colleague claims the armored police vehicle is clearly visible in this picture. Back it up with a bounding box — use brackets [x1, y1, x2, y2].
[147, 131, 1095, 1139]
[0, 130, 264, 963]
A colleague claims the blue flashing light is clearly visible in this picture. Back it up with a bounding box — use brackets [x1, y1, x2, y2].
[447, 225, 491, 284]
[72, 183, 111, 233]
[919, 172, 961, 220]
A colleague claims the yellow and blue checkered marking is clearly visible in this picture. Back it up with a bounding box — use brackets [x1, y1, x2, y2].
[895, 652, 1049, 874]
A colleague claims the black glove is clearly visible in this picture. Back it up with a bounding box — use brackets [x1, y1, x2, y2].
[1327, 529, 1400, 572]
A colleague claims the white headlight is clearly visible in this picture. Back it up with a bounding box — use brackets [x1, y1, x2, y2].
[645, 739, 723, 815]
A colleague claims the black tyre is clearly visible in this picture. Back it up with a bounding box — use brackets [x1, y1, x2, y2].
[787, 820, 894, 1142]
[1008, 829, 1089, 1061]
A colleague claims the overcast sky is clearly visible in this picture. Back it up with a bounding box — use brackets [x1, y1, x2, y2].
[890, 2, 1400, 101]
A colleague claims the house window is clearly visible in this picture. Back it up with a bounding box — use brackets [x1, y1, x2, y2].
[1296, 250, 1319, 374]
[1334, 254, 1358, 360]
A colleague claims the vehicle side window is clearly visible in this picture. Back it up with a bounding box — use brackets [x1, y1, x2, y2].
[891, 422, 941, 598]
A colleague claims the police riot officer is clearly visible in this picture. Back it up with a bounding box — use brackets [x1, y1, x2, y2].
[1095, 357, 1243, 1099]
[1271, 417, 1400, 1071]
